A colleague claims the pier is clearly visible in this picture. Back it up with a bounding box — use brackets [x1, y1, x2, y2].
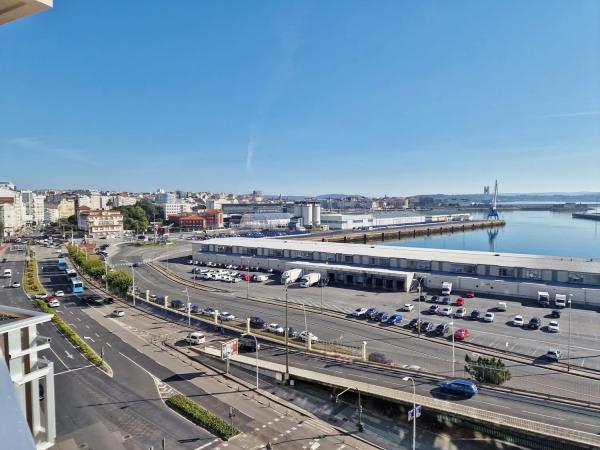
[297, 219, 506, 243]
[572, 213, 600, 221]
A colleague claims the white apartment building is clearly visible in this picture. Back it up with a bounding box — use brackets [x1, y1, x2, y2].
[21, 191, 45, 226]
[162, 202, 192, 219]
[0, 188, 26, 236]
[78, 209, 124, 238]
[113, 195, 137, 207]
[43, 207, 59, 224]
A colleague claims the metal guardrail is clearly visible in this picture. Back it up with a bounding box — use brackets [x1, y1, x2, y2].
[199, 347, 600, 449]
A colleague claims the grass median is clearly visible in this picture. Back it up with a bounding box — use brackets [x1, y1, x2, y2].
[23, 258, 46, 296]
[166, 394, 240, 440]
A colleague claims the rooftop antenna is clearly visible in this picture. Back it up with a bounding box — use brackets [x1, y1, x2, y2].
[486, 180, 499, 220]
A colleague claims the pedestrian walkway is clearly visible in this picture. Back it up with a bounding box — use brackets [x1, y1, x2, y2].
[79, 297, 380, 450]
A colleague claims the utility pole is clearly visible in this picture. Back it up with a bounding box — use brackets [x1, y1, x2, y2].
[568, 293, 572, 372]
[285, 283, 289, 382]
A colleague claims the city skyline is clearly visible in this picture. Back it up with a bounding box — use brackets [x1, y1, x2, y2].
[1, 1, 599, 195]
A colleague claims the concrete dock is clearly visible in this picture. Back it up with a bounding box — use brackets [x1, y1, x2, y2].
[572, 212, 600, 221]
[298, 219, 506, 243]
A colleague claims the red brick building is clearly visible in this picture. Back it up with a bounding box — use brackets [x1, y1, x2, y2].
[168, 209, 223, 229]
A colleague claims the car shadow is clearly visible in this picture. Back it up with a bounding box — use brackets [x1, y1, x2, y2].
[430, 387, 471, 401]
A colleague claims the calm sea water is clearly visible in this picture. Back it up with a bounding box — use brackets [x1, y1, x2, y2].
[382, 208, 600, 258]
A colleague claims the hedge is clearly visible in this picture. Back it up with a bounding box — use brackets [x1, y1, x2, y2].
[166, 394, 240, 440]
[35, 299, 110, 373]
[23, 259, 46, 296]
[67, 244, 132, 295]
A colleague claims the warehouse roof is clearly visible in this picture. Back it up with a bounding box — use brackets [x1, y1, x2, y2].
[200, 237, 600, 273]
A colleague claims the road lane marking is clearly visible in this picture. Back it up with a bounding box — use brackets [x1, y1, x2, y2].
[64, 350, 73, 359]
[194, 439, 219, 450]
[522, 410, 565, 420]
[76, 317, 81, 322]
[106, 342, 112, 347]
[469, 399, 509, 409]
[55, 364, 94, 376]
[574, 421, 600, 428]
[83, 336, 95, 342]
[50, 347, 70, 370]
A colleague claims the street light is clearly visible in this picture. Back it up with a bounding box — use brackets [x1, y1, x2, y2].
[568, 293, 572, 372]
[416, 278, 423, 337]
[284, 283, 289, 381]
[242, 332, 259, 390]
[103, 255, 108, 291]
[335, 387, 363, 432]
[183, 287, 191, 327]
[402, 376, 416, 450]
[449, 321, 455, 377]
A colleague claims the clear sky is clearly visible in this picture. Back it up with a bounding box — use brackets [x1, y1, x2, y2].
[1, 1, 599, 196]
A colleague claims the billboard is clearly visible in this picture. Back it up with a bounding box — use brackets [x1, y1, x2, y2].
[221, 338, 238, 360]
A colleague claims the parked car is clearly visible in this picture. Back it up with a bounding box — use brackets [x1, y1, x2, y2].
[440, 306, 453, 316]
[454, 327, 470, 340]
[287, 327, 299, 338]
[268, 323, 284, 334]
[545, 348, 561, 361]
[12, 281, 21, 288]
[419, 321, 434, 333]
[511, 315, 524, 326]
[250, 316, 266, 328]
[402, 303, 414, 312]
[242, 273, 253, 281]
[408, 318, 421, 329]
[547, 321, 560, 333]
[428, 305, 439, 314]
[48, 299, 60, 308]
[455, 297, 465, 306]
[528, 317, 541, 330]
[434, 323, 449, 336]
[496, 302, 507, 312]
[465, 291, 476, 298]
[299, 331, 318, 343]
[239, 335, 260, 352]
[429, 295, 439, 303]
[365, 307, 378, 318]
[483, 312, 495, 322]
[368, 352, 394, 366]
[374, 311, 390, 322]
[454, 307, 467, 318]
[441, 297, 451, 305]
[386, 314, 403, 325]
[55, 290, 64, 297]
[352, 307, 369, 318]
[201, 307, 216, 316]
[470, 310, 481, 321]
[112, 309, 125, 317]
[550, 310, 561, 319]
[190, 304, 201, 313]
[219, 312, 236, 321]
[439, 379, 478, 398]
[104, 297, 115, 304]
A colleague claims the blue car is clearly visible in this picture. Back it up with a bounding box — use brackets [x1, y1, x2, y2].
[386, 314, 403, 325]
[439, 379, 478, 398]
[441, 296, 451, 305]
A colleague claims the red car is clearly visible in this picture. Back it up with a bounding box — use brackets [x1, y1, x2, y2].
[242, 273, 253, 281]
[454, 327, 470, 340]
[237, 265, 247, 271]
[455, 297, 465, 306]
[465, 291, 476, 298]
[44, 295, 57, 303]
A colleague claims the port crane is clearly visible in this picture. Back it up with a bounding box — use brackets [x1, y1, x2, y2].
[486, 180, 499, 220]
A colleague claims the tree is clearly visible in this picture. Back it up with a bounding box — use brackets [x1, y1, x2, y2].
[464, 355, 511, 385]
[0, 220, 4, 240]
[115, 205, 149, 232]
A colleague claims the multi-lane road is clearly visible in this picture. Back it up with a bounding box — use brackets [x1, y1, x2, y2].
[107, 241, 600, 436]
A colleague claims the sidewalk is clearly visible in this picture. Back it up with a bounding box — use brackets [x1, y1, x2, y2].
[79, 295, 380, 450]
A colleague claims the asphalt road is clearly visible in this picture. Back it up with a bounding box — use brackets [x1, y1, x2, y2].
[104, 244, 600, 424]
[1, 254, 216, 449]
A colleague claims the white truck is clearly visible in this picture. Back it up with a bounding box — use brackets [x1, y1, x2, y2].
[538, 291, 550, 307]
[299, 272, 321, 288]
[281, 268, 303, 284]
[554, 294, 567, 308]
[441, 281, 452, 296]
[3, 269, 12, 278]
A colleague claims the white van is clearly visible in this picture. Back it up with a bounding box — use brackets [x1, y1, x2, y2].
[185, 332, 205, 345]
[3, 269, 12, 278]
[554, 294, 567, 308]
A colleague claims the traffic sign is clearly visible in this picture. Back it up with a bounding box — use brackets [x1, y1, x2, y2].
[408, 405, 421, 422]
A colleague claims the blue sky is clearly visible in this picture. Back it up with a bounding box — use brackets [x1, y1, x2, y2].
[1, 1, 599, 196]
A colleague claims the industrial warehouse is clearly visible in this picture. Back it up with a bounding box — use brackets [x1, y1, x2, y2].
[193, 237, 600, 305]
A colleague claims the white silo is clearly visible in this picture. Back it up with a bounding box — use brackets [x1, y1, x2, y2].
[312, 202, 321, 226]
[301, 203, 313, 226]
[293, 202, 303, 218]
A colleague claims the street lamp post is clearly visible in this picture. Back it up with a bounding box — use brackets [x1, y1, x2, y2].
[568, 293, 572, 372]
[320, 281, 324, 314]
[103, 256, 109, 291]
[183, 287, 191, 327]
[449, 321, 455, 377]
[417, 278, 422, 337]
[121, 259, 135, 306]
[403, 376, 416, 450]
[242, 333, 259, 389]
[335, 387, 363, 432]
[285, 283, 289, 381]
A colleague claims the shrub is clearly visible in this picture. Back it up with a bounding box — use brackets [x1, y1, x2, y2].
[166, 394, 240, 440]
[23, 259, 46, 295]
[464, 354, 511, 385]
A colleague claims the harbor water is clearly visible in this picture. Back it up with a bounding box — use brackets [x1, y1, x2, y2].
[382, 209, 600, 259]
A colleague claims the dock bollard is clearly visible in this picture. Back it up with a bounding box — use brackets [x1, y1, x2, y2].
[214, 310, 219, 325]
[163, 295, 168, 307]
[145, 290, 150, 301]
[246, 318, 250, 333]
[362, 341, 367, 361]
